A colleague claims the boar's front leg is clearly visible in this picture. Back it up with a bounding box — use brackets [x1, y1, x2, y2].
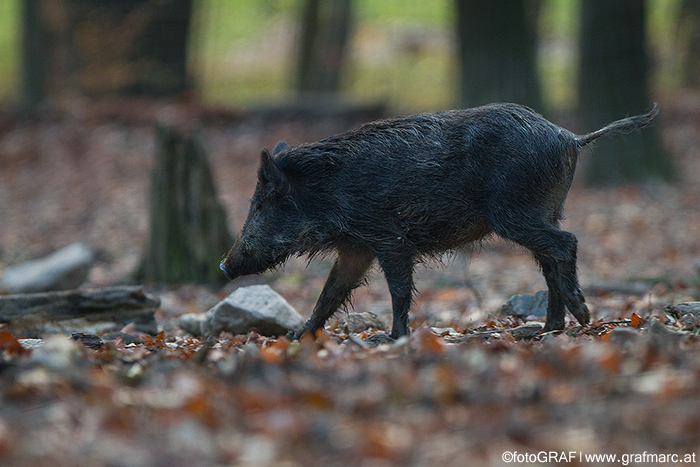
[290, 247, 374, 340]
[377, 254, 415, 339]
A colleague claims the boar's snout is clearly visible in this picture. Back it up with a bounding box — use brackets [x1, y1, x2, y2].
[219, 240, 278, 281]
[220, 245, 243, 280]
[219, 261, 233, 280]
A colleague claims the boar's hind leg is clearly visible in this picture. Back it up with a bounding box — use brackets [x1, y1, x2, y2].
[491, 220, 590, 331]
[292, 248, 375, 340]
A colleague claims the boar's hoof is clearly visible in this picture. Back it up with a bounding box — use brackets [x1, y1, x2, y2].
[572, 302, 590, 326]
[542, 319, 565, 333]
[571, 292, 590, 326]
[287, 328, 311, 341]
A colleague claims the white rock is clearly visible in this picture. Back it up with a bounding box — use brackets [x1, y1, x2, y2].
[202, 285, 304, 337]
[1, 242, 94, 293]
[17, 338, 44, 350]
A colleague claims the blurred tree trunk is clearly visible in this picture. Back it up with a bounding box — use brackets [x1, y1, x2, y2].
[680, 0, 700, 88]
[20, 0, 192, 110]
[578, 0, 673, 184]
[297, 0, 352, 94]
[21, 0, 51, 110]
[454, 0, 542, 110]
[136, 125, 234, 285]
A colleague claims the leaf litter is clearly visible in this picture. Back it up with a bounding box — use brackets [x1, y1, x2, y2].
[2, 306, 700, 467]
[1, 97, 700, 465]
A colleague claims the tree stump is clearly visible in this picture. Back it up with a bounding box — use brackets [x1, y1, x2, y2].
[136, 124, 234, 285]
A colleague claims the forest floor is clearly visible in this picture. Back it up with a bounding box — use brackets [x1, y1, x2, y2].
[1, 96, 700, 466]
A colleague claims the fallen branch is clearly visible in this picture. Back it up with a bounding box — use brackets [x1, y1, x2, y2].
[0, 286, 159, 337]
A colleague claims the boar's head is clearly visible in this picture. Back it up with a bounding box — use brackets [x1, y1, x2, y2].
[220, 146, 303, 280]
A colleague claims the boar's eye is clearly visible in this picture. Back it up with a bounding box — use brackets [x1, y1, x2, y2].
[249, 199, 262, 213]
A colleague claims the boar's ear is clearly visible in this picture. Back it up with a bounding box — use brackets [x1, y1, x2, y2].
[259, 148, 290, 194]
[272, 140, 288, 155]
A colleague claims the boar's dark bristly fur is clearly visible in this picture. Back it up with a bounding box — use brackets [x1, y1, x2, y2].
[221, 102, 659, 339]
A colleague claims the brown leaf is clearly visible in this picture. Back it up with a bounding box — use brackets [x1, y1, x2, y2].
[630, 312, 643, 329]
[301, 389, 333, 409]
[260, 346, 285, 364]
[0, 331, 29, 355]
[142, 331, 167, 350]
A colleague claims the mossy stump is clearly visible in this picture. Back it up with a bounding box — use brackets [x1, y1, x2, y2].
[136, 124, 234, 285]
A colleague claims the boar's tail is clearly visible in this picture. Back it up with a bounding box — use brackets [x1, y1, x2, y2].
[575, 103, 659, 147]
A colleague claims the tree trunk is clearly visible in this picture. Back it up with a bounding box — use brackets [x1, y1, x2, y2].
[578, 0, 674, 184]
[454, 0, 542, 110]
[136, 125, 234, 285]
[19, 0, 192, 109]
[680, 0, 700, 88]
[20, 0, 51, 110]
[297, 0, 353, 94]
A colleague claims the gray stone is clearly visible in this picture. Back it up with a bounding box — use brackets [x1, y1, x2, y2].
[664, 302, 700, 331]
[501, 290, 548, 318]
[679, 313, 699, 331]
[71, 332, 103, 350]
[362, 333, 395, 347]
[201, 285, 304, 337]
[665, 302, 700, 319]
[1, 242, 94, 293]
[30, 335, 84, 371]
[177, 313, 206, 336]
[102, 332, 143, 346]
[17, 338, 44, 350]
[509, 322, 544, 340]
[334, 311, 386, 334]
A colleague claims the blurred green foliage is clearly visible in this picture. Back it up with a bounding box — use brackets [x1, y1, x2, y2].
[189, 0, 459, 110]
[354, 0, 453, 26]
[0, 0, 19, 103]
[0, 0, 689, 112]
